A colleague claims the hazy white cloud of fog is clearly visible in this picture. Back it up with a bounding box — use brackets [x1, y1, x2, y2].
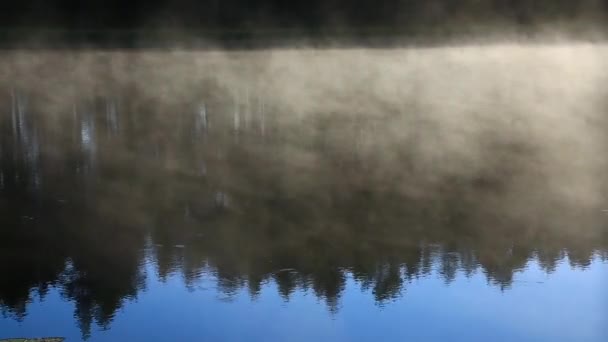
[1, 43, 608, 233]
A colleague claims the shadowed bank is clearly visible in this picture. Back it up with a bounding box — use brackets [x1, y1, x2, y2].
[0, 1, 608, 48]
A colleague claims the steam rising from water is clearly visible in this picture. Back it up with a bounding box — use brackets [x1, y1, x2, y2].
[1, 43, 608, 236]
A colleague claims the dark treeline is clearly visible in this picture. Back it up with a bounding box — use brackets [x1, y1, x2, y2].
[1, 0, 607, 30]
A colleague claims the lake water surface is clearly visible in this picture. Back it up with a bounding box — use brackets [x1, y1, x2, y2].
[0, 46, 607, 341]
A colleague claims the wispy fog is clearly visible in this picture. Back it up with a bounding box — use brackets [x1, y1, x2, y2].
[1, 43, 608, 236]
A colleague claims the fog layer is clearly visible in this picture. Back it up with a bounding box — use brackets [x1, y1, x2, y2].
[1, 44, 608, 235]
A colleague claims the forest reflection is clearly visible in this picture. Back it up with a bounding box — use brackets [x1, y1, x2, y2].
[0, 50, 607, 339]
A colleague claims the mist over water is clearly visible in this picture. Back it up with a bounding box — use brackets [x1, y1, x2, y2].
[1, 44, 607, 341]
[3, 44, 608, 226]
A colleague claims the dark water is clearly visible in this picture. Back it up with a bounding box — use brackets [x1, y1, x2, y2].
[0, 50, 607, 341]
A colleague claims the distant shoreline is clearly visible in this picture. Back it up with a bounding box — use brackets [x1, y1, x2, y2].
[0, 26, 605, 49]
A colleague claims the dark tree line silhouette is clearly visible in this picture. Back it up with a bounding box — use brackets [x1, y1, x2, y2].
[1, 0, 607, 30]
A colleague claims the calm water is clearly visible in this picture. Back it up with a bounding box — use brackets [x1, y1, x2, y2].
[0, 48, 607, 341]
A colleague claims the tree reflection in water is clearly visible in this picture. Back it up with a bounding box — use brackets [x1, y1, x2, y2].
[0, 50, 607, 339]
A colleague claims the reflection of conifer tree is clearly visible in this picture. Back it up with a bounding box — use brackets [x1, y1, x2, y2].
[459, 248, 479, 278]
[273, 270, 298, 301]
[74, 296, 93, 341]
[353, 259, 383, 292]
[401, 254, 422, 281]
[567, 247, 594, 269]
[216, 272, 246, 299]
[537, 247, 565, 274]
[60, 211, 146, 339]
[372, 264, 403, 303]
[310, 268, 346, 312]
[439, 250, 460, 284]
[478, 245, 530, 289]
[181, 245, 210, 290]
[247, 274, 264, 300]
[154, 246, 180, 282]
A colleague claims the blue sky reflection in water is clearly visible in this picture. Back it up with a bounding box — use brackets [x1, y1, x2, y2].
[1, 255, 606, 341]
[1, 47, 608, 341]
